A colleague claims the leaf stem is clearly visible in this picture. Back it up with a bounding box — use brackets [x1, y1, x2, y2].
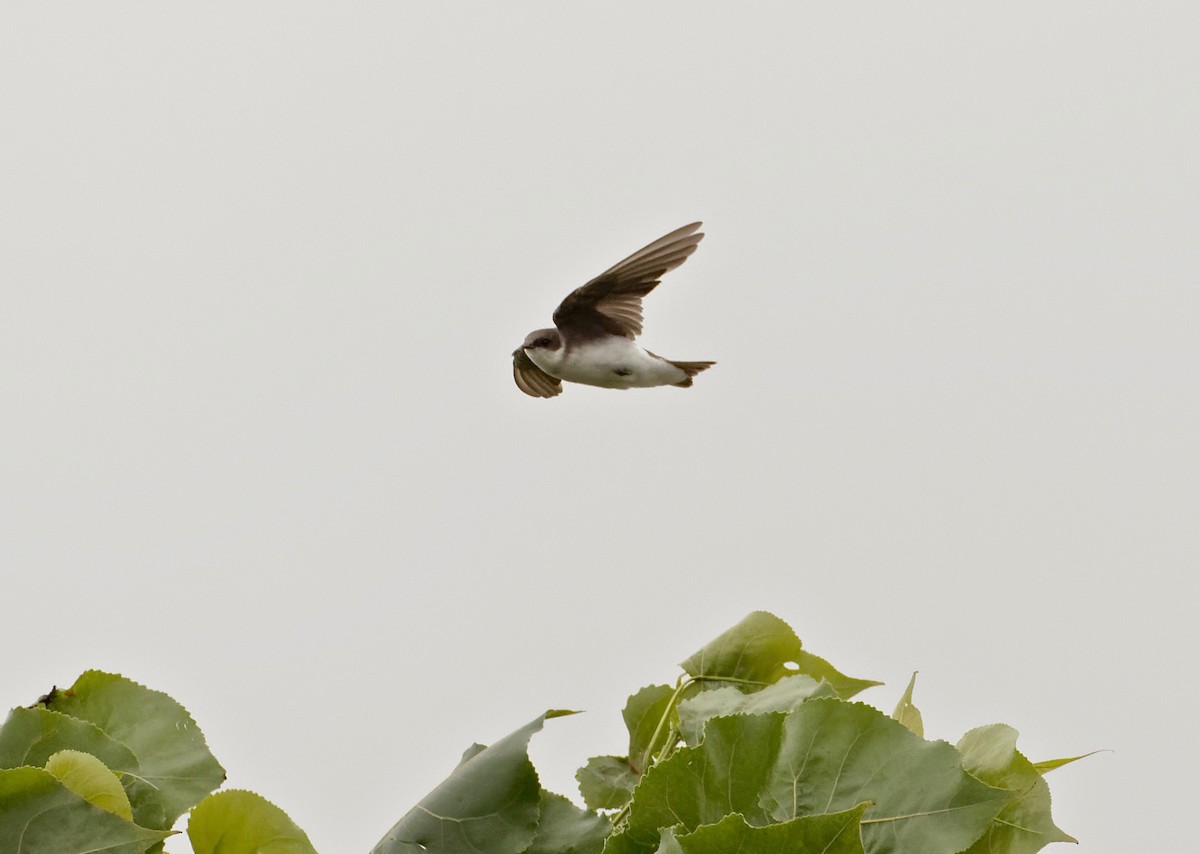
[638, 674, 771, 771]
[612, 672, 775, 832]
[638, 675, 693, 772]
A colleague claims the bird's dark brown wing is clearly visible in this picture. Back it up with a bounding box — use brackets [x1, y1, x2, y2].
[512, 349, 563, 398]
[552, 222, 704, 340]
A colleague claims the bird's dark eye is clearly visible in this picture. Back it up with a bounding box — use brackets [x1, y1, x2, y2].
[535, 338, 550, 347]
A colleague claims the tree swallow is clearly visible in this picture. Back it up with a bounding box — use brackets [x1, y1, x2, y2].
[513, 222, 715, 398]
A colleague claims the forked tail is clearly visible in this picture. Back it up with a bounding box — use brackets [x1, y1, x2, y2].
[668, 359, 716, 388]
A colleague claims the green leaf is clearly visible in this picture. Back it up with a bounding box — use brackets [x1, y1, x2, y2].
[0, 705, 139, 776]
[1031, 751, 1102, 774]
[625, 711, 783, 846]
[528, 791, 611, 854]
[0, 703, 196, 833]
[679, 613, 879, 700]
[602, 829, 643, 854]
[41, 671, 226, 830]
[621, 700, 1010, 854]
[791, 650, 882, 700]
[371, 711, 572, 854]
[659, 805, 869, 853]
[188, 789, 317, 854]
[957, 724, 1076, 854]
[0, 766, 170, 853]
[578, 685, 686, 812]
[1, 707, 132, 769]
[770, 702, 1009, 852]
[577, 755, 640, 811]
[44, 749, 133, 821]
[623, 685, 676, 769]
[676, 674, 832, 746]
[680, 611, 804, 686]
[891, 672, 923, 737]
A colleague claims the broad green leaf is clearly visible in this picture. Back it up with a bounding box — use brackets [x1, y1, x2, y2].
[623, 685, 676, 768]
[602, 829, 643, 854]
[45, 749, 133, 820]
[188, 789, 317, 854]
[891, 672, 923, 737]
[625, 711, 783, 845]
[658, 805, 869, 853]
[676, 674, 832, 746]
[621, 700, 1010, 854]
[791, 650, 881, 700]
[372, 711, 576, 854]
[0, 703, 192, 833]
[528, 791, 611, 854]
[0, 766, 170, 853]
[680, 613, 879, 699]
[769, 702, 1008, 853]
[1032, 751, 1102, 774]
[42, 671, 225, 830]
[680, 611, 803, 685]
[0, 705, 139, 775]
[577, 755, 639, 811]
[957, 724, 1076, 854]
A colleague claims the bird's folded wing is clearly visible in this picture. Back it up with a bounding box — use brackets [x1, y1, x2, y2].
[552, 222, 704, 339]
[512, 349, 563, 398]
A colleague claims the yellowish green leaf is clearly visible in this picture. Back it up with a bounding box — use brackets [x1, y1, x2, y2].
[44, 749, 133, 821]
[890, 671, 924, 737]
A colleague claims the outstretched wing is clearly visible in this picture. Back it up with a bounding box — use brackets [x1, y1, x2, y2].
[512, 349, 563, 398]
[552, 222, 704, 340]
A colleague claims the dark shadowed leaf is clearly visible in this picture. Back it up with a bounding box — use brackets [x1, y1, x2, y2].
[957, 724, 1076, 854]
[577, 755, 640, 811]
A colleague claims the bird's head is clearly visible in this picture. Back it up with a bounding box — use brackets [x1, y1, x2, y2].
[521, 328, 562, 351]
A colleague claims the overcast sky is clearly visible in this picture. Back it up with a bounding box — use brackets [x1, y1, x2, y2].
[2, 4, 1197, 852]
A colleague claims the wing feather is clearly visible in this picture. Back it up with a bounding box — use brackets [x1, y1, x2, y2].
[512, 349, 563, 398]
[552, 222, 704, 339]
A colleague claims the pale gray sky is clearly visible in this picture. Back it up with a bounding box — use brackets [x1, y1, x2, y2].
[2, 3, 1197, 852]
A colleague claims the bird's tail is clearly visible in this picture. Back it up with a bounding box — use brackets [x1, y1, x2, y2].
[668, 359, 716, 388]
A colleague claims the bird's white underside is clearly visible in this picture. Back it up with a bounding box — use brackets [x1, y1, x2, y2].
[526, 337, 687, 389]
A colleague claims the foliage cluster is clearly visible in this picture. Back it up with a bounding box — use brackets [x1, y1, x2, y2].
[0, 612, 1084, 853]
[0, 670, 313, 853]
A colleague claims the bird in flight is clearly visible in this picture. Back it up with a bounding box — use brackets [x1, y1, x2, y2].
[512, 222, 715, 398]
